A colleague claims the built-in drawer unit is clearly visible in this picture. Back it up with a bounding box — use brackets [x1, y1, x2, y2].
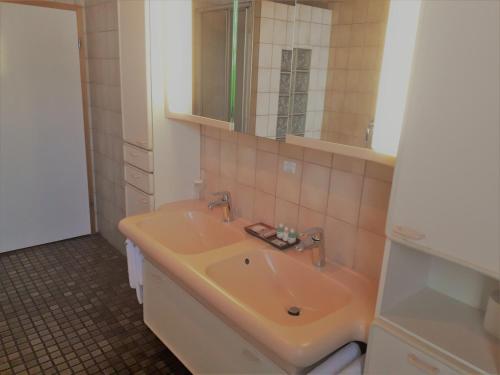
[123, 143, 154, 172]
[365, 321, 473, 375]
[125, 164, 154, 194]
[125, 184, 154, 215]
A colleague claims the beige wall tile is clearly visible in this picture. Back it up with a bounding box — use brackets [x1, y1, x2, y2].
[334, 47, 350, 69]
[359, 177, 391, 235]
[303, 148, 333, 167]
[237, 146, 257, 186]
[365, 161, 394, 182]
[324, 216, 357, 267]
[220, 129, 238, 143]
[279, 143, 304, 160]
[218, 177, 237, 196]
[200, 170, 220, 199]
[350, 24, 365, 47]
[275, 198, 299, 228]
[354, 229, 385, 280]
[238, 133, 257, 148]
[338, 2, 353, 25]
[234, 184, 255, 221]
[202, 136, 220, 175]
[220, 141, 237, 179]
[331, 25, 351, 47]
[300, 162, 331, 212]
[202, 125, 221, 139]
[348, 47, 363, 69]
[257, 137, 279, 153]
[298, 207, 325, 233]
[255, 151, 278, 195]
[352, 0, 368, 23]
[328, 169, 363, 224]
[276, 157, 303, 204]
[333, 154, 366, 175]
[254, 190, 276, 225]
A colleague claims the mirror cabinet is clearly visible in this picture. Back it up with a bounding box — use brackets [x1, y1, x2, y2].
[173, 0, 393, 155]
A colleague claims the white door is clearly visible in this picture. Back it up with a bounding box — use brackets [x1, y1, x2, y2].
[0, 3, 91, 252]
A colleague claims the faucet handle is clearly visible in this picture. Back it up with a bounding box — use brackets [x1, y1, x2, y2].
[302, 227, 323, 239]
[211, 191, 231, 201]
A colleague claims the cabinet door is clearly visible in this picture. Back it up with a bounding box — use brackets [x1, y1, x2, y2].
[387, 0, 499, 278]
[118, 1, 152, 150]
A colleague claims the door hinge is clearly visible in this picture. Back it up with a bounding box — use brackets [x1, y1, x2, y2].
[78, 39, 81, 49]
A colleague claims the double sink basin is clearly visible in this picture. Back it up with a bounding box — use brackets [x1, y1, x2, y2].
[119, 199, 376, 369]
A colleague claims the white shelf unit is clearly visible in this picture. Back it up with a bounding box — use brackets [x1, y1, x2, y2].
[377, 241, 500, 374]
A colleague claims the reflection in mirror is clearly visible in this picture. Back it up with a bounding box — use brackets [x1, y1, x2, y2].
[243, 0, 389, 149]
[192, 0, 253, 129]
[289, 0, 390, 147]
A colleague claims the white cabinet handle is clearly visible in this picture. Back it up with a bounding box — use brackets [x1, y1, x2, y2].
[393, 225, 426, 241]
[407, 354, 439, 375]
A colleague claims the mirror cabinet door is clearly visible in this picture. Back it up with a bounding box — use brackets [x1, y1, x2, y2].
[193, 0, 241, 124]
[288, 0, 389, 148]
[235, 0, 389, 149]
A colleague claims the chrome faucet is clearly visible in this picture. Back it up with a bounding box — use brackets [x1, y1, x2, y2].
[296, 227, 326, 268]
[208, 191, 233, 222]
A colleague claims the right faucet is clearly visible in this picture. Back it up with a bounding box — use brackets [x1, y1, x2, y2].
[295, 227, 326, 268]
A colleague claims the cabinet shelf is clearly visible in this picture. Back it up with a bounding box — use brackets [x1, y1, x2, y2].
[382, 287, 500, 374]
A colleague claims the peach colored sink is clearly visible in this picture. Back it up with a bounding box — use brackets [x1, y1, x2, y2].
[206, 249, 351, 326]
[119, 199, 377, 370]
[136, 210, 245, 254]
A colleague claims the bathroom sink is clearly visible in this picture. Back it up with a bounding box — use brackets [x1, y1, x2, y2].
[206, 249, 351, 326]
[136, 210, 245, 254]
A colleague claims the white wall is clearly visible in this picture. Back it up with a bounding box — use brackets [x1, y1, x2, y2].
[149, 0, 201, 206]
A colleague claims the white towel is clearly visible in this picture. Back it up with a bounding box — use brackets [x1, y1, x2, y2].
[126, 239, 144, 304]
[337, 355, 365, 375]
[308, 343, 361, 375]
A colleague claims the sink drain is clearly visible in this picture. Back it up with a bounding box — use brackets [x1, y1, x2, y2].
[287, 306, 301, 316]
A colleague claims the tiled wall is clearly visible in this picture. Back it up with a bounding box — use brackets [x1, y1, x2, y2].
[200, 126, 393, 282]
[254, 1, 332, 139]
[293, 3, 332, 139]
[83, 0, 126, 252]
[323, 0, 389, 146]
[254, 1, 295, 138]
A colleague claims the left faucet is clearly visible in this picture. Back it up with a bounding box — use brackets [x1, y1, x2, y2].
[207, 191, 233, 222]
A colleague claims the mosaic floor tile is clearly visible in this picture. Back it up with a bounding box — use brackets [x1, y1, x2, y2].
[0, 235, 191, 375]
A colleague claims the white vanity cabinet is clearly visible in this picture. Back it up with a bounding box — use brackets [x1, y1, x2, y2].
[143, 259, 286, 375]
[386, 0, 500, 279]
[365, 2, 500, 374]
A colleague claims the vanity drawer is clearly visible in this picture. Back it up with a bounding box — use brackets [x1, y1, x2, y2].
[365, 321, 470, 375]
[123, 143, 154, 172]
[125, 164, 154, 194]
[125, 183, 154, 215]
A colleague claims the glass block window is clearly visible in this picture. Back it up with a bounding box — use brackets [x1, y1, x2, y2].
[276, 48, 311, 139]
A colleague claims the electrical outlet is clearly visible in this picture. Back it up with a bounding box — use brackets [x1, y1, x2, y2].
[283, 160, 297, 174]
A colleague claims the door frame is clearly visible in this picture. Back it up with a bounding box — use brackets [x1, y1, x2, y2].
[0, 0, 96, 232]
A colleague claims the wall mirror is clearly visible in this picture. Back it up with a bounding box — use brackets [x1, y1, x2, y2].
[163, 0, 418, 162]
[240, 0, 390, 148]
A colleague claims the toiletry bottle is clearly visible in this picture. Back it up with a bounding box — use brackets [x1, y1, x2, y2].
[283, 227, 289, 242]
[277, 224, 284, 239]
[288, 228, 297, 244]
